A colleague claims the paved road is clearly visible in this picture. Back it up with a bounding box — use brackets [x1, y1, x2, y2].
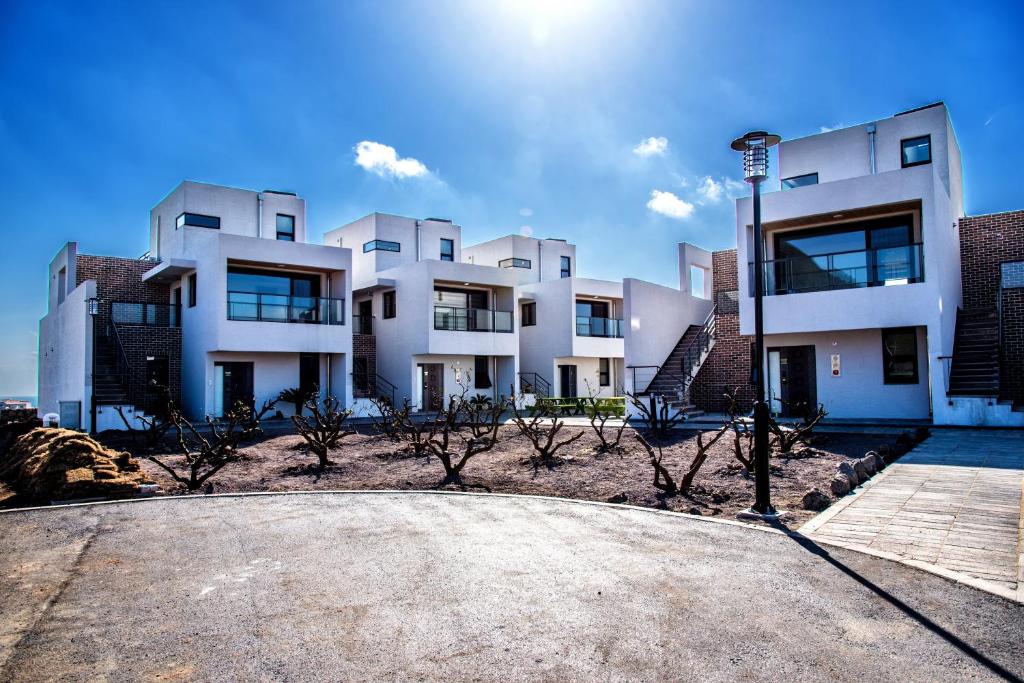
[802, 429, 1024, 602]
[1, 493, 1022, 682]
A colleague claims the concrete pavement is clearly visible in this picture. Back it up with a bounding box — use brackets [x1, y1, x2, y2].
[1, 492, 1022, 682]
[802, 429, 1024, 603]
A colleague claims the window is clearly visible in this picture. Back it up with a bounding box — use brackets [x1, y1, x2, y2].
[689, 266, 706, 299]
[434, 287, 487, 309]
[560, 256, 571, 278]
[382, 290, 396, 319]
[299, 353, 319, 397]
[352, 356, 370, 393]
[901, 135, 931, 168]
[599, 358, 610, 387]
[882, 328, 918, 384]
[57, 266, 67, 304]
[176, 213, 220, 229]
[188, 273, 197, 307]
[474, 356, 492, 389]
[521, 302, 536, 326]
[440, 238, 454, 262]
[363, 239, 401, 253]
[276, 214, 295, 241]
[499, 257, 532, 269]
[781, 173, 818, 190]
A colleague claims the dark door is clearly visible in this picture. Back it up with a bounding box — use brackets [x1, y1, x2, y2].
[145, 355, 169, 414]
[217, 362, 254, 415]
[778, 346, 816, 417]
[558, 364, 578, 398]
[299, 353, 319, 399]
[357, 300, 372, 334]
[420, 363, 444, 410]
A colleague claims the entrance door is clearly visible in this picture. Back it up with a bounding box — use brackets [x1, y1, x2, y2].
[145, 355, 170, 415]
[215, 362, 254, 416]
[558, 364, 578, 398]
[771, 346, 816, 417]
[420, 363, 444, 410]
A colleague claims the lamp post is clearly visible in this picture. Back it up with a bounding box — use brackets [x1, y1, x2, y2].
[731, 131, 781, 516]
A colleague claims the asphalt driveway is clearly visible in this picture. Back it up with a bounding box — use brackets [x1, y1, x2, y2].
[1, 492, 1022, 682]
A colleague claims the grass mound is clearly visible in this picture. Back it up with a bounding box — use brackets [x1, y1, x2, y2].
[0, 427, 154, 505]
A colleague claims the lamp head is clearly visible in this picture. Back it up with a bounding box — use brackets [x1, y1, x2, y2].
[731, 131, 781, 183]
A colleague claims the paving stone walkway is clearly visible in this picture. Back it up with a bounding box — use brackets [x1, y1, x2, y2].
[801, 429, 1024, 601]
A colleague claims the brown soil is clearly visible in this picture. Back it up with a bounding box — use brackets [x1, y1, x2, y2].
[104, 424, 898, 526]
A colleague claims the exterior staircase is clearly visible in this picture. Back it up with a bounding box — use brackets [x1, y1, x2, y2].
[637, 307, 717, 419]
[948, 310, 1000, 397]
[93, 332, 130, 405]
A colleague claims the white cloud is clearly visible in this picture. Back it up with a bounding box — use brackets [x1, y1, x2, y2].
[646, 190, 694, 220]
[632, 136, 668, 157]
[695, 176, 724, 204]
[723, 178, 747, 197]
[520, 225, 534, 237]
[354, 141, 429, 179]
[519, 207, 533, 217]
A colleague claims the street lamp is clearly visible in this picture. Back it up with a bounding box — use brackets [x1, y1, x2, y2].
[731, 131, 781, 517]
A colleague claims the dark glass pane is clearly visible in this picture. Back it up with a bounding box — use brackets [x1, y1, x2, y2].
[902, 136, 930, 166]
[276, 214, 294, 234]
[781, 173, 818, 190]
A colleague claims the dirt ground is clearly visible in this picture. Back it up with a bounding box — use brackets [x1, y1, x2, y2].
[102, 422, 899, 526]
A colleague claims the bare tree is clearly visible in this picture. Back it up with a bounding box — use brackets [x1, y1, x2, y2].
[635, 424, 729, 495]
[279, 386, 316, 417]
[625, 391, 684, 437]
[150, 399, 275, 491]
[459, 393, 503, 439]
[767, 402, 828, 453]
[583, 381, 627, 453]
[424, 393, 506, 486]
[510, 402, 585, 470]
[114, 404, 174, 451]
[724, 388, 755, 472]
[394, 399, 441, 457]
[291, 393, 357, 469]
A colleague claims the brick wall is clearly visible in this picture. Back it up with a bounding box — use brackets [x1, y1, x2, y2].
[76, 254, 182, 411]
[957, 211, 1024, 404]
[353, 333, 377, 398]
[689, 249, 755, 413]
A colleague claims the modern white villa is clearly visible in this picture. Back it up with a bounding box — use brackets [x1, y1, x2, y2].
[36, 102, 1024, 430]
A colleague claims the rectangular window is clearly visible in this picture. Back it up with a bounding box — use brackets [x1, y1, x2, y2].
[176, 213, 220, 229]
[882, 327, 919, 384]
[299, 353, 319, 397]
[781, 173, 818, 190]
[440, 238, 454, 262]
[599, 358, 610, 387]
[352, 356, 370, 393]
[474, 356, 492, 389]
[560, 256, 571, 278]
[499, 257, 532, 269]
[382, 291, 396, 319]
[901, 135, 931, 168]
[363, 239, 401, 253]
[521, 302, 536, 326]
[188, 273, 197, 307]
[276, 214, 295, 241]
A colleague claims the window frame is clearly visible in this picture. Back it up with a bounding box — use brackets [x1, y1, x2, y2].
[499, 257, 532, 269]
[521, 301, 536, 326]
[187, 273, 197, 307]
[598, 358, 610, 387]
[276, 214, 295, 242]
[440, 238, 454, 262]
[560, 256, 571, 279]
[781, 172, 819, 190]
[382, 290, 397, 319]
[176, 212, 221, 230]
[881, 327, 919, 385]
[474, 356, 492, 389]
[900, 135, 931, 169]
[363, 239, 401, 253]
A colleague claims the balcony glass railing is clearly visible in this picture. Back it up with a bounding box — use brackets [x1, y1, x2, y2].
[111, 302, 181, 328]
[227, 291, 345, 325]
[576, 316, 624, 338]
[750, 244, 924, 296]
[433, 306, 513, 333]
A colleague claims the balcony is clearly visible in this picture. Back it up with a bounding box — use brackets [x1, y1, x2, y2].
[226, 291, 345, 325]
[433, 306, 513, 333]
[750, 244, 924, 296]
[111, 302, 181, 328]
[575, 316, 624, 338]
[353, 314, 373, 335]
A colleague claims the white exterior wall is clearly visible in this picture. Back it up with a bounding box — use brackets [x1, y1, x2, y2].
[463, 235, 576, 284]
[37, 242, 94, 430]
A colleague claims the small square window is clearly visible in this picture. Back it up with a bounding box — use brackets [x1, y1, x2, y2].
[382, 291, 396, 319]
[901, 136, 931, 168]
[276, 214, 295, 241]
[440, 238, 454, 262]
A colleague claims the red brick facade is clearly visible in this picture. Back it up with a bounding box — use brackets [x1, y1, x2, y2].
[689, 248, 755, 413]
[958, 210, 1024, 311]
[353, 333, 376, 398]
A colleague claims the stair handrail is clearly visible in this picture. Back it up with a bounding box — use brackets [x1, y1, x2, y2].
[106, 317, 132, 401]
[517, 372, 551, 398]
[374, 373, 397, 407]
[628, 305, 717, 400]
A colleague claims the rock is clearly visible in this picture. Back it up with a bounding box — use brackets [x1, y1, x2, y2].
[830, 475, 851, 497]
[852, 459, 868, 483]
[837, 461, 859, 486]
[711, 492, 728, 504]
[687, 506, 702, 516]
[860, 455, 877, 476]
[606, 492, 628, 504]
[802, 488, 831, 511]
[865, 451, 885, 472]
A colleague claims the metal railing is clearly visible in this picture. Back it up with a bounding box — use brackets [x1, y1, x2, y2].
[433, 306, 513, 333]
[575, 316, 624, 338]
[353, 314, 373, 335]
[517, 372, 551, 397]
[750, 243, 924, 296]
[226, 291, 345, 325]
[111, 302, 181, 328]
[627, 306, 717, 397]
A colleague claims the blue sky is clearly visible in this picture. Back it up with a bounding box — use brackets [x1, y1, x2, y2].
[1, 0, 1021, 397]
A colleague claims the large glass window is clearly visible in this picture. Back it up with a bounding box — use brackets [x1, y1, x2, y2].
[440, 238, 454, 262]
[560, 256, 571, 278]
[226, 267, 321, 322]
[363, 240, 401, 253]
[176, 213, 220, 229]
[521, 302, 536, 326]
[901, 136, 931, 168]
[276, 214, 295, 241]
[882, 328, 919, 384]
[434, 287, 487, 309]
[781, 173, 818, 190]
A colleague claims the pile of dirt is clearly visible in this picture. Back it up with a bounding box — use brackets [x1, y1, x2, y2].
[0, 428, 154, 505]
